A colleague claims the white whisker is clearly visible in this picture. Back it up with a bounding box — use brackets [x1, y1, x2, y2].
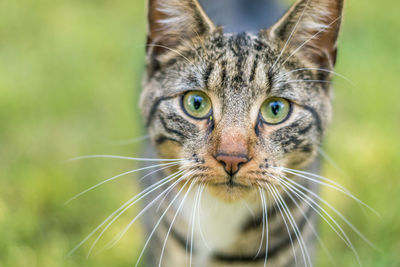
[134, 176, 194, 267]
[274, 175, 353, 247]
[255, 188, 265, 258]
[260, 189, 269, 267]
[317, 147, 344, 174]
[271, 0, 312, 71]
[279, 79, 333, 85]
[89, 170, 188, 257]
[65, 162, 182, 204]
[66, 154, 185, 162]
[277, 167, 348, 192]
[158, 179, 199, 267]
[277, 167, 380, 218]
[197, 184, 210, 250]
[276, 184, 313, 267]
[102, 171, 194, 254]
[265, 184, 298, 266]
[277, 178, 337, 266]
[268, 184, 310, 267]
[189, 184, 200, 267]
[277, 68, 354, 86]
[281, 15, 343, 66]
[146, 44, 203, 73]
[66, 169, 185, 258]
[275, 175, 362, 265]
[139, 163, 182, 182]
[282, 174, 378, 251]
[109, 135, 150, 146]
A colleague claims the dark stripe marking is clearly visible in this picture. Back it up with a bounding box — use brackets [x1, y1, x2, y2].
[204, 63, 214, 89]
[212, 205, 314, 263]
[241, 190, 300, 232]
[146, 96, 176, 127]
[303, 105, 323, 133]
[155, 135, 181, 145]
[220, 60, 227, 85]
[159, 115, 186, 140]
[161, 217, 193, 252]
[249, 55, 259, 83]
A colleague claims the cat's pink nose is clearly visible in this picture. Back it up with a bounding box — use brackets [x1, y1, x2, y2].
[215, 153, 249, 176]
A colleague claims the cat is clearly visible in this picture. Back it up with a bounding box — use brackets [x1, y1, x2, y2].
[139, 0, 344, 266]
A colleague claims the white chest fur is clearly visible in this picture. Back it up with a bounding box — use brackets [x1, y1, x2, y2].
[179, 188, 261, 264]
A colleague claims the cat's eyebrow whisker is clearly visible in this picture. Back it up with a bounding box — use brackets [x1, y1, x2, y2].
[275, 167, 380, 217]
[110, 135, 150, 146]
[134, 176, 196, 267]
[317, 147, 344, 174]
[271, 0, 312, 71]
[65, 162, 182, 204]
[66, 169, 186, 258]
[276, 67, 355, 86]
[145, 44, 203, 73]
[281, 15, 343, 67]
[278, 79, 333, 85]
[66, 154, 185, 162]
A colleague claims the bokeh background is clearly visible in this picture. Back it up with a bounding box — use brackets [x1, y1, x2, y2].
[0, 0, 399, 266]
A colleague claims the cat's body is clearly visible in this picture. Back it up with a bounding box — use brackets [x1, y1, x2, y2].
[140, 0, 344, 266]
[141, 151, 320, 266]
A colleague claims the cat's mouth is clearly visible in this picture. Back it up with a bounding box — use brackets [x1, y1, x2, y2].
[206, 180, 255, 201]
[212, 180, 252, 189]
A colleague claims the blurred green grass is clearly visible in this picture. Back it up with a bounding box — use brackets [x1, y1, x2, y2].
[0, 0, 399, 266]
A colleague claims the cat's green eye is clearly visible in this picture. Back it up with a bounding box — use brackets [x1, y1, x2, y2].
[260, 98, 291, 124]
[182, 91, 212, 119]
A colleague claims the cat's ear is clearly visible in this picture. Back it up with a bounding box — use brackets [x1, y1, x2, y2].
[146, 0, 215, 58]
[266, 0, 344, 68]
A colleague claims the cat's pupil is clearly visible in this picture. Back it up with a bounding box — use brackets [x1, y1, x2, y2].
[193, 96, 203, 110]
[270, 102, 282, 116]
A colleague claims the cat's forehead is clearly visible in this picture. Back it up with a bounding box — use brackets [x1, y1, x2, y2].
[202, 32, 277, 63]
[198, 32, 286, 97]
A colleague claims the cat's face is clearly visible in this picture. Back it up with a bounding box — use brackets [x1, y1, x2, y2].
[141, 0, 342, 201]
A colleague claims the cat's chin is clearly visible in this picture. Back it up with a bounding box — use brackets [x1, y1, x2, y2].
[206, 182, 255, 202]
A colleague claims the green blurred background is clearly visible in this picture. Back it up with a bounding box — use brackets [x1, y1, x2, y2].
[0, 0, 399, 266]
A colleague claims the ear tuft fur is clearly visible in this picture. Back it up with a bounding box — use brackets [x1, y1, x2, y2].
[147, 0, 215, 58]
[267, 0, 344, 68]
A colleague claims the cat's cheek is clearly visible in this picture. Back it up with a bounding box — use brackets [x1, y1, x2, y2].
[155, 138, 183, 162]
[283, 147, 319, 170]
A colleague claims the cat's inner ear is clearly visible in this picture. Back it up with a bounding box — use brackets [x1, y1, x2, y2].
[266, 0, 344, 68]
[147, 0, 215, 57]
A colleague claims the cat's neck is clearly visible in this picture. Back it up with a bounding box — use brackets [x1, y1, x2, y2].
[180, 158, 321, 265]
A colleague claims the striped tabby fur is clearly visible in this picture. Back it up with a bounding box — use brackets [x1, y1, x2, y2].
[140, 0, 344, 266]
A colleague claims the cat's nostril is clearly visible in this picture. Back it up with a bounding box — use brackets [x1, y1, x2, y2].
[215, 153, 249, 176]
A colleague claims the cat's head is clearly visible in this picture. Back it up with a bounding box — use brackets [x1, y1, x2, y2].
[141, 0, 343, 201]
